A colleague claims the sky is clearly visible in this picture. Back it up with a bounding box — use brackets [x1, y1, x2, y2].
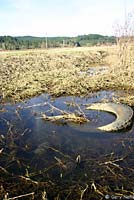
[0, 0, 133, 37]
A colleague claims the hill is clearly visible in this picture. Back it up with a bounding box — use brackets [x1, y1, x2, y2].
[0, 34, 116, 50]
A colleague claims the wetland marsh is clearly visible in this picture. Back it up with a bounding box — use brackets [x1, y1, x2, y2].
[0, 46, 134, 199]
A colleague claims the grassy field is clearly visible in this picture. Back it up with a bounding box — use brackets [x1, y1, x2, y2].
[0, 45, 134, 104]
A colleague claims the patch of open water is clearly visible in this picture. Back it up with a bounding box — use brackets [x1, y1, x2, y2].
[0, 90, 134, 199]
[79, 65, 109, 76]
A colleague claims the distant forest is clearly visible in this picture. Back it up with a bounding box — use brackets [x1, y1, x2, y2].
[0, 34, 116, 50]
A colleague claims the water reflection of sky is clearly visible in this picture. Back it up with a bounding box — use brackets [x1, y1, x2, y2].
[0, 91, 134, 188]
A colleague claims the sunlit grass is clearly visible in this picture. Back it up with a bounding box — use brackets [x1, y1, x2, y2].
[0, 45, 134, 104]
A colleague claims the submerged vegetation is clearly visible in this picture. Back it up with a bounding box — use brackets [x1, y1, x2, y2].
[0, 93, 134, 200]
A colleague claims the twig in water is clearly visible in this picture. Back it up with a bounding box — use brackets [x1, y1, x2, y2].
[54, 156, 67, 169]
[21, 128, 30, 136]
[42, 190, 47, 200]
[47, 102, 68, 115]
[0, 166, 9, 174]
[0, 148, 4, 154]
[91, 182, 104, 196]
[21, 102, 47, 109]
[99, 157, 124, 169]
[19, 175, 38, 185]
[76, 155, 81, 164]
[41, 113, 89, 123]
[5, 192, 35, 200]
[80, 184, 88, 200]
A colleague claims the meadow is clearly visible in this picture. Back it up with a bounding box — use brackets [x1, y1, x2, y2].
[0, 45, 133, 105]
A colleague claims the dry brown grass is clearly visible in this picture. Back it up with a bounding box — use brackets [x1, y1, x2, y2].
[0, 45, 134, 105]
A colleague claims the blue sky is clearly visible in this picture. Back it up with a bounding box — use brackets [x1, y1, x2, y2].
[0, 0, 133, 36]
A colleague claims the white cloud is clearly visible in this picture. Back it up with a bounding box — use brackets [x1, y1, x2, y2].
[0, 0, 133, 36]
[7, 0, 34, 10]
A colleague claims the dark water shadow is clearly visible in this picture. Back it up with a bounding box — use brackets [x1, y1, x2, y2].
[0, 90, 134, 199]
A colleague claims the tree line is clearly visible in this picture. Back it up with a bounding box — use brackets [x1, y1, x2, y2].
[0, 34, 116, 50]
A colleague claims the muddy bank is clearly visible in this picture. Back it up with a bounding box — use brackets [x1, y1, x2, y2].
[0, 47, 134, 105]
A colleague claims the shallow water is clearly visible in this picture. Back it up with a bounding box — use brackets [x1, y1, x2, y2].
[79, 65, 109, 76]
[0, 91, 134, 199]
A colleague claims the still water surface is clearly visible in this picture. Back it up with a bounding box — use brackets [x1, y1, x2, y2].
[0, 91, 134, 198]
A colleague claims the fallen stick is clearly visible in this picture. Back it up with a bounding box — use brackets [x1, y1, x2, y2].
[42, 113, 89, 123]
[5, 192, 34, 200]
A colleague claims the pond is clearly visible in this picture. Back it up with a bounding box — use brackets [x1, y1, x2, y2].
[0, 91, 134, 200]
